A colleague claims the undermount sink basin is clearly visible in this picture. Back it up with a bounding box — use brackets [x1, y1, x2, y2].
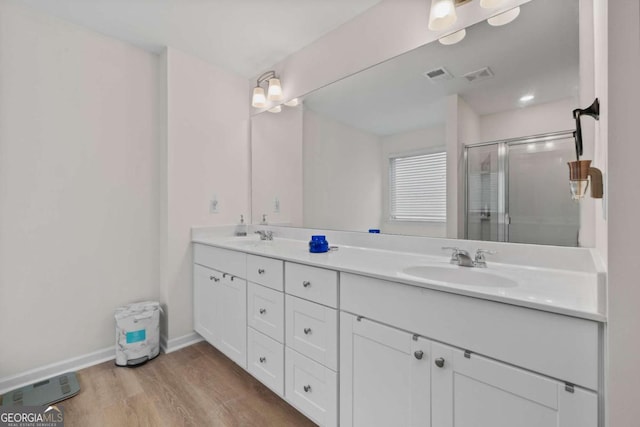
[402, 265, 518, 288]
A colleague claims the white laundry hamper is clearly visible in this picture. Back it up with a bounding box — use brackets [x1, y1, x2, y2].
[114, 301, 161, 367]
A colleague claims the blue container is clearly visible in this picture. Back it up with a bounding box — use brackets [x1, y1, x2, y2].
[368, 229, 381, 234]
[309, 235, 329, 253]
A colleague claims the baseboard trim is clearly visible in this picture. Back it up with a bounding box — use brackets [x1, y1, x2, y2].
[160, 332, 203, 354]
[0, 346, 114, 395]
[0, 333, 204, 396]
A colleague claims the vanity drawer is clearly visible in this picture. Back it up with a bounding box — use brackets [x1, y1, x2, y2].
[248, 282, 284, 343]
[285, 347, 338, 427]
[247, 255, 284, 291]
[194, 244, 246, 278]
[285, 262, 338, 308]
[247, 327, 284, 397]
[286, 295, 338, 371]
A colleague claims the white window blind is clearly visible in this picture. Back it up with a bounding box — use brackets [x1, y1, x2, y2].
[389, 151, 447, 222]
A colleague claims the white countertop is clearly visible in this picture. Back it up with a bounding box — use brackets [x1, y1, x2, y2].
[192, 235, 606, 322]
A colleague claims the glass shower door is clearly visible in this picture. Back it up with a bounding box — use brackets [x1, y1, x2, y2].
[506, 136, 579, 246]
[465, 144, 504, 242]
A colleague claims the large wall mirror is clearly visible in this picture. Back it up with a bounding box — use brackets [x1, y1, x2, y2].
[251, 0, 585, 247]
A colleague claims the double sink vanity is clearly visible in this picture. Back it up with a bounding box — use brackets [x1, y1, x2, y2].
[192, 226, 605, 427]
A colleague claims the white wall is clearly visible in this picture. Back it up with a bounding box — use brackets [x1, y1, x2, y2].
[606, 1, 640, 425]
[251, 107, 303, 227]
[479, 98, 577, 142]
[160, 48, 250, 341]
[381, 125, 447, 237]
[303, 109, 382, 232]
[0, 2, 160, 376]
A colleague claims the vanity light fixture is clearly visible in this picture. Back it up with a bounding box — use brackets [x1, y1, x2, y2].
[268, 105, 282, 114]
[284, 98, 300, 107]
[568, 99, 603, 200]
[251, 70, 284, 108]
[428, 0, 520, 33]
[487, 6, 521, 26]
[439, 29, 467, 45]
[428, 0, 458, 31]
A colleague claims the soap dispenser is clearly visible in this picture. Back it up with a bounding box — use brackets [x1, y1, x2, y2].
[235, 215, 247, 236]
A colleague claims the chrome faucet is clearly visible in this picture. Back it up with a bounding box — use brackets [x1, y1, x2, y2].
[255, 230, 273, 241]
[442, 247, 496, 268]
[442, 247, 474, 267]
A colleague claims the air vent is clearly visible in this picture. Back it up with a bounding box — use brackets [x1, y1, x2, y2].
[423, 67, 453, 83]
[463, 67, 494, 83]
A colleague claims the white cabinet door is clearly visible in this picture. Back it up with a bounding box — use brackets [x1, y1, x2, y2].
[431, 342, 598, 427]
[193, 264, 221, 347]
[340, 312, 431, 427]
[219, 274, 247, 369]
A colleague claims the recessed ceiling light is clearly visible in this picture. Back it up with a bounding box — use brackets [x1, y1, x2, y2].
[520, 94, 535, 103]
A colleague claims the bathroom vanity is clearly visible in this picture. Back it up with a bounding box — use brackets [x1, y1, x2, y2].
[192, 227, 605, 427]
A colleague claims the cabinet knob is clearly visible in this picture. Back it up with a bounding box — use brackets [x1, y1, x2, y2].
[259, 357, 266, 363]
[223, 273, 228, 278]
[259, 308, 266, 314]
[435, 357, 445, 368]
[303, 328, 312, 335]
[209, 276, 220, 282]
[303, 385, 312, 393]
[414, 350, 424, 360]
[258, 268, 265, 275]
[302, 281, 311, 288]
[230, 276, 234, 281]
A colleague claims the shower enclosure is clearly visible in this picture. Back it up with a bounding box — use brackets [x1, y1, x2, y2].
[464, 131, 579, 247]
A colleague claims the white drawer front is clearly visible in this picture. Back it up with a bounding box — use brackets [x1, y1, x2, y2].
[286, 295, 338, 371]
[193, 244, 246, 278]
[248, 282, 284, 343]
[247, 255, 284, 291]
[285, 347, 338, 427]
[247, 327, 284, 397]
[285, 262, 338, 308]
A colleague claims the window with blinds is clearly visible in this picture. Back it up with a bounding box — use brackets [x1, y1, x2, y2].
[389, 151, 447, 222]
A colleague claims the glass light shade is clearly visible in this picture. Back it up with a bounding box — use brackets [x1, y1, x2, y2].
[252, 86, 266, 108]
[487, 7, 521, 26]
[268, 105, 282, 113]
[267, 78, 283, 101]
[439, 29, 466, 45]
[480, 0, 507, 9]
[569, 179, 589, 201]
[284, 98, 300, 107]
[428, 0, 457, 31]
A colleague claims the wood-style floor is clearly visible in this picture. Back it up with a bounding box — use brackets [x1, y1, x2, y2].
[35, 342, 315, 426]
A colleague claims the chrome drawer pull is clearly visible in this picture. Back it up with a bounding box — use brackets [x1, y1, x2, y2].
[259, 308, 266, 314]
[303, 385, 312, 393]
[258, 268, 265, 275]
[209, 276, 220, 282]
[302, 281, 311, 288]
[259, 357, 266, 363]
[414, 350, 424, 360]
[435, 357, 445, 368]
[303, 328, 312, 335]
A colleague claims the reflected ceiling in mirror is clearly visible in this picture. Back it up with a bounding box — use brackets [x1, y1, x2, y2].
[251, 0, 583, 246]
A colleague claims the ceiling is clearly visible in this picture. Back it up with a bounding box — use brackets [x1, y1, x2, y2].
[14, 0, 383, 78]
[303, 0, 580, 136]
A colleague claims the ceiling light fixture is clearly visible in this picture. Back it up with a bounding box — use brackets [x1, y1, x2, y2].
[487, 6, 521, 26]
[251, 70, 284, 108]
[439, 29, 466, 45]
[519, 94, 535, 103]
